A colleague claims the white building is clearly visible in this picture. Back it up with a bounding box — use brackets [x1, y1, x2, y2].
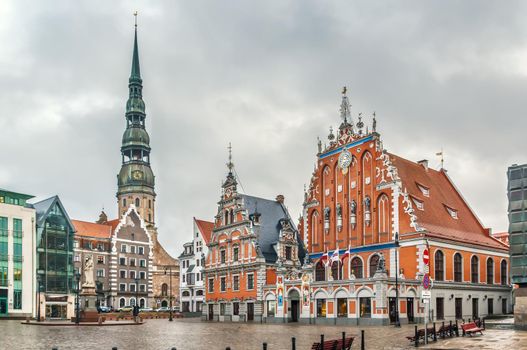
[0, 189, 36, 319]
[179, 218, 212, 313]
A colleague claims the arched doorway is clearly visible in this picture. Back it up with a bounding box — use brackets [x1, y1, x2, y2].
[161, 300, 168, 308]
[288, 289, 300, 322]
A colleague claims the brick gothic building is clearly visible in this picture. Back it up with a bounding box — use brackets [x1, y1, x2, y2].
[260, 89, 511, 325]
[203, 153, 306, 322]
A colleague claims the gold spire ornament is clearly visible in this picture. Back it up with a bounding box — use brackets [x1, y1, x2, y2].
[134, 11, 138, 27]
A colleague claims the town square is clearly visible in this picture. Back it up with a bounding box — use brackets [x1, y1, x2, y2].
[0, 1, 526, 349]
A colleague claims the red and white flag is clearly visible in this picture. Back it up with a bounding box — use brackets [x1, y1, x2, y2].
[342, 246, 351, 260]
[320, 251, 329, 267]
[330, 248, 340, 263]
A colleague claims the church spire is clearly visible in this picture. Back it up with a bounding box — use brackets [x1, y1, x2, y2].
[222, 142, 237, 190]
[130, 11, 141, 82]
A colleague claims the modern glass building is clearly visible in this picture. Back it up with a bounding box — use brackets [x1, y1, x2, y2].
[33, 196, 75, 319]
[508, 164, 527, 286]
[0, 188, 36, 318]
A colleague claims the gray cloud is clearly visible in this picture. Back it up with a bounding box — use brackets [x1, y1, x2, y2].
[1, 0, 524, 256]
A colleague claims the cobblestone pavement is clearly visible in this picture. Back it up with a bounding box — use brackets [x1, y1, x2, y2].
[2, 318, 526, 349]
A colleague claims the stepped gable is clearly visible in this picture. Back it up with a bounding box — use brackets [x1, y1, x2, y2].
[390, 153, 508, 251]
[71, 220, 112, 239]
[195, 218, 214, 244]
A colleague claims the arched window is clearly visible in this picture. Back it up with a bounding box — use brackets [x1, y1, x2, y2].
[454, 253, 462, 282]
[161, 283, 168, 296]
[119, 298, 125, 308]
[311, 211, 319, 245]
[351, 257, 363, 278]
[501, 260, 508, 285]
[140, 298, 145, 308]
[471, 256, 479, 283]
[148, 200, 151, 209]
[434, 250, 444, 281]
[130, 298, 136, 306]
[230, 209, 234, 224]
[369, 254, 380, 277]
[377, 194, 390, 239]
[196, 290, 204, 296]
[224, 210, 229, 225]
[135, 198, 140, 207]
[331, 261, 342, 280]
[486, 258, 494, 284]
[161, 300, 168, 307]
[182, 291, 190, 297]
[315, 261, 326, 281]
[122, 198, 126, 208]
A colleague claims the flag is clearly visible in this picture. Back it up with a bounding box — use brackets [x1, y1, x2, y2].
[435, 151, 443, 156]
[342, 246, 351, 260]
[330, 248, 340, 263]
[320, 251, 329, 267]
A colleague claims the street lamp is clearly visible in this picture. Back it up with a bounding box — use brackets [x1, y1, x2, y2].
[394, 232, 401, 327]
[36, 274, 41, 322]
[75, 271, 81, 325]
[165, 267, 173, 321]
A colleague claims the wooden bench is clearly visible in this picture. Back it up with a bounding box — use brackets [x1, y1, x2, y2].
[311, 337, 354, 350]
[461, 322, 484, 336]
[406, 327, 436, 345]
[437, 323, 458, 338]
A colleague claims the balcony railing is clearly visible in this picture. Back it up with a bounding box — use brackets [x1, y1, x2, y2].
[0, 279, 9, 287]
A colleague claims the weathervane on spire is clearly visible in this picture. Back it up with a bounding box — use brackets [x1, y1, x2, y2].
[340, 86, 351, 124]
[134, 11, 138, 28]
[227, 142, 234, 173]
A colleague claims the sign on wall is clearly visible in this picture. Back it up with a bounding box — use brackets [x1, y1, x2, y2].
[276, 276, 284, 310]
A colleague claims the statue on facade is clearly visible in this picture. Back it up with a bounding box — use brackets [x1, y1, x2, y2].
[364, 196, 371, 212]
[350, 200, 357, 215]
[324, 207, 331, 221]
[82, 255, 95, 288]
[377, 253, 387, 273]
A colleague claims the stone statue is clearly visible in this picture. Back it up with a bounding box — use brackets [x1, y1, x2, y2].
[350, 200, 357, 215]
[377, 253, 386, 273]
[317, 137, 322, 154]
[82, 255, 95, 288]
[336, 203, 342, 217]
[364, 196, 371, 212]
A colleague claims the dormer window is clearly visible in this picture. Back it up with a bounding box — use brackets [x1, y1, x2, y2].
[285, 246, 292, 260]
[411, 197, 424, 211]
[446, 206, 458, 219]
[416, 183, 430, 197]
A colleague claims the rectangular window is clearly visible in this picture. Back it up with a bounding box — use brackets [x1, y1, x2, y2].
[73, 240, 79, 248]
[220, 277, 226, 292]
[488, 298, 494, 315]
[208, 278, 214, 293]
[120, 270, 126, 278]
[182, 274, 186, 283]
[285, 246, 292, 260]
[233, 302, 239, 315]
[220, 303, 226, 316]
[138, 247, 144, 255]
[14, 290, 22, 309]
[130, 246, 136, 254]
[129, 258, 136, 267]
[233, 275, 239, 291]
[455, 298, 463, 319]
[233, 247, 239, 261]
[97, 256, 104, 264]
[140, 284, 146, 292]
[220, 250, 226, 264]
[130, 284, 136, 292]
[13, 268, 22, 281]
[247, 274, 254, 290]
[121, 244, 127, 253]
[13, 218, 22, 237]
[119, 257, 126, 266]
[119, 283, 126, 292]
[96, 269, 104, 277]
[359, 298, 371, 318]
[316, 299, 326, 317]
[337, 298, 347, 317]
[74, 255, 80, 262]
[139, 271, 146, 280]
[436, 297, 444, 320]
[267, 300, 275, 317]
[130, 271, 136, 280]
[139, 259, 146, 267]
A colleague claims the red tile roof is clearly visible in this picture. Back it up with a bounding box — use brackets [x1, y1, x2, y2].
[390, 154, 508, 252]
[72, 219, 112, 239]
[106, 219, 120, 232]
[195, 218, 214, 244]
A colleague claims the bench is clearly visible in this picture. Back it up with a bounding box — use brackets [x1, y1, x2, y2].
[437, 322, 458, 338]
[311, 337, 354, 350]
[406, 327, 436, 345]
[461, 322, 484, 337]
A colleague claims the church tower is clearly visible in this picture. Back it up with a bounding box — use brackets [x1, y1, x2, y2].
[117, 20, 156, 224]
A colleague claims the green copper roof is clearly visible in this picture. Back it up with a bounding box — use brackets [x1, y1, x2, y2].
[130, 27, 141, 82]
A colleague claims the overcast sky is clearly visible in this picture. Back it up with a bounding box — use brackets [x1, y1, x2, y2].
[1, 1, 525, 256]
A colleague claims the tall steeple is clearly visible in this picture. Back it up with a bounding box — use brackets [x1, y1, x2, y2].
[117, 14, 156, 225]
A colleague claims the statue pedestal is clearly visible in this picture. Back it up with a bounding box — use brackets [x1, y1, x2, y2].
[75, 286, 101, 323]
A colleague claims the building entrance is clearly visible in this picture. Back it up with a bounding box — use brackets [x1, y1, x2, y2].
[46, 304, 67, 319]
[0, 297, 7, 316]
[407, 298, 414, 323]
[208, 304, 214, 321]
[290, 300, 299, 322]
[247, 303, 254, 321]
[388, 297, 396, 323]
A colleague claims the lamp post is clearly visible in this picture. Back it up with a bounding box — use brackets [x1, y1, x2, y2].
[75, 271, 81, 325]
[394, 232, 401, 327]
[165, 266, 173, 321]
[36, 274, 41, 322]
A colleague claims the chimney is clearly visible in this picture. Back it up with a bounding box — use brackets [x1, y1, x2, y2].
[417, 159, 429, 171]
[276, 194, 285, 203]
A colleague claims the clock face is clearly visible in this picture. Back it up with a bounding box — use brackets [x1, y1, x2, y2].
[338, 149, 352, 170]
[132, 170, 143, 181]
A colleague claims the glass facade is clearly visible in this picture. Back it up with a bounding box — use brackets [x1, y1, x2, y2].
[508, 164, 527, 285]
[37, 202, 74, 293]
[0, 217, 7, 287]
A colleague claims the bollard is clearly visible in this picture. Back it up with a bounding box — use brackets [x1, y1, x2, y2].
[263, 343, 267, 350]
[52, 348, 58, 350]
[320, 334, 324, 349]
[441, 321, 445, 338]
[291, 337, 296, 350]
[341, 331, 345, 350]
[449, 321, 453, 337]
[226, 348, 231, 350]
[361, 330, 365, 350]
[455, 319, 459, 337]
[433, 322, 437, 342]
[112, 348, 117, 350]
[482, 318, 486, 330]
[171, 348, 177, 350]
[414, 325, 418, 348]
